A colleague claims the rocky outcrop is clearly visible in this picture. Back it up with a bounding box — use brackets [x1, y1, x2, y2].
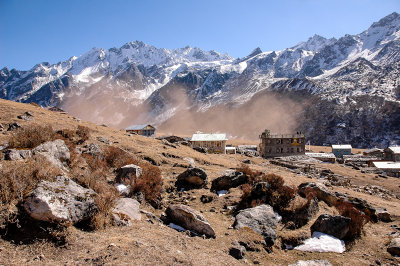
[298, 182, 377, 221]
[4, 149, 31, 160]
[32, 139, 70, 170]
[387, 238, 400, 256]
[24, 176, 97, 223]
[211, 170, 248, 192]
[164, 204, 215, 238]
[311, 214, 351, 240]
[112, 198, 141, 226]
[175, 168, 208, 190]
[115, 164, 142, 185]
[234, 204, 281, 246]
[298, 182, 338, 206]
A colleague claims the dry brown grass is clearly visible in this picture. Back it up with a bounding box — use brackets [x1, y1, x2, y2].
[76, 125, 91, 143]
[238, 169, 297, 213]
[104, 146, 139, 169]
[8, 124, 57, 149]
[334, 200, 370, 240]
[132, 162, 163, 208]
[0, 156, 62, 227]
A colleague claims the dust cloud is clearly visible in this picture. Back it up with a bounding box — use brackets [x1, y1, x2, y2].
[60, 82, 151, 128]
[61, 81, 303, 141]
[157, 92, 304, 140]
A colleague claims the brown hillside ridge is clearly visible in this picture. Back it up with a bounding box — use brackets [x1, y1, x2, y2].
[0, 98, 399, 265]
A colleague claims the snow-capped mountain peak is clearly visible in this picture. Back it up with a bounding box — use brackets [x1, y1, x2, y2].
[292, 34, 337, 52]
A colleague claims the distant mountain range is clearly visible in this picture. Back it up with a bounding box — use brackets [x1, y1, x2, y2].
[1, 12, 400, 147]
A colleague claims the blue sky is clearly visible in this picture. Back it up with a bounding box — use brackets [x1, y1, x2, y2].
[0, 0, 399, 70]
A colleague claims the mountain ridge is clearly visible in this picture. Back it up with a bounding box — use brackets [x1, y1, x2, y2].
[1, 12, 399, 147]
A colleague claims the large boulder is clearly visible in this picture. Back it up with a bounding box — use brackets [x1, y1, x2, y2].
[387, 238, 400, 256]
[234, 204, 281, 246]
[112, 198, 141, 226]
[4, 149, 31, 160]
[298, 182, 338, 206]
[165, 204, 215, 238]
[24, 176, 97, 223]
[32, 139, 70, 170]
[175, 168, 208, 190]
[211, 170, 248, 192]
[311, 214, 351, 240]
[115, 164, 142, 185]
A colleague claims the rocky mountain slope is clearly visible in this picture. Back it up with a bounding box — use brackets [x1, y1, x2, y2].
[1, 13, 400, 147]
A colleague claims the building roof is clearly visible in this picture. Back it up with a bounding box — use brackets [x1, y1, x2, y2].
[191, 133, 227, 141]
[332, 144, 352, 149]
[373, 161, 400, 169]
[126, 124, 155, 130]
[364, 148, 383, 154]
[225, 147, 236, 150]
[306, 152, 336, 158]
[387, 146, 400, 154]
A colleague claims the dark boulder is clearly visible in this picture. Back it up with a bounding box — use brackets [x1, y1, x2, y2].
[211, 170, 248, 192]
[175, 168, 208, 190]
[310, 214, 351, 239]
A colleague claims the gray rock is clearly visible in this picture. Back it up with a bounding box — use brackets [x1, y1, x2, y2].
[387, 238, 400, 256]
[376, 207, 392, 222]
[24, 176, 97, 223]
[83, 143, 102, 157]
[234, 204, 281, 246]
[211, 170, 248, 192]
[116, 164, 142, 185]
[4, 149, 31, 160]
[289, 260, 332, 266]
[183, 157, 195, 168]
[7, 122, 21, 131]
[112, 198, 141, 226]
[17, 112, 33, 121]
[311, 214, 351, 239]
[32, 139, 70, 170]
[175, 168, 208, 190]
[165, 204, 215, 238]
[229, 244, 246, 259]
[97, 136, 110, 144]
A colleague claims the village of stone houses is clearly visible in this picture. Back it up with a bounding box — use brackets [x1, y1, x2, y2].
[0, 97, 398, 265]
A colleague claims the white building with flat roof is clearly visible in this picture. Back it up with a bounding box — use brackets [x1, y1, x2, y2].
[190, 133, 227, 154]
[331, 144, 352, 158]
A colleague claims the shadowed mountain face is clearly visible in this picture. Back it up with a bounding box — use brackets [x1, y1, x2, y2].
[1, 13, 400, 147]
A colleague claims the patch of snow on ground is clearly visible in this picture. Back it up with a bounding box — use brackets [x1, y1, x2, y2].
[216, 190, 227, 197]
[169, 223, 186, 232]
[294, 232, 345, 253]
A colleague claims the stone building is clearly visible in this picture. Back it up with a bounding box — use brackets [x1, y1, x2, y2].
[190, 133, 227, 154]
[259, 130, 305, 158]
[126, 124, 156, 137]
[384, 146, 400, 162]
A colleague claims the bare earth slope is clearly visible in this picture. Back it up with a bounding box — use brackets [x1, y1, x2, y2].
[0, 99, 399, 265]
